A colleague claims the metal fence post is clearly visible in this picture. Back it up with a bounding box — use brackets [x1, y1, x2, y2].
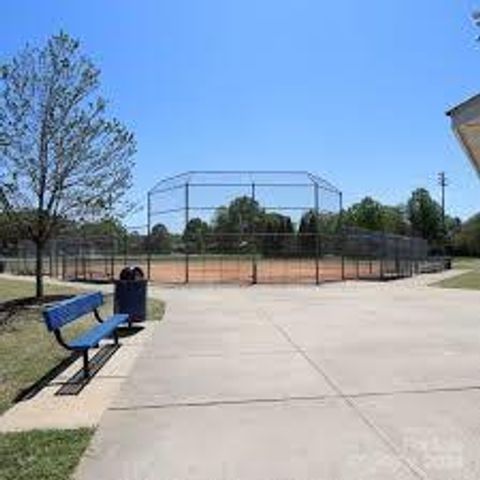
[110, 235, 115, 280]
[48, 244, 53, 278]
[314, 182, 320, 285]
[123, 232, 128, 266]
[339, 191, 345, 281]
[185, 182, 190, 284]
[395, 237, 400, 277]
[410, 237, 414, 277]
[380, 233, 385, 280]
[147, 191, 152, 281]
[82, 234, 87, 280]
[22, 244, 27, 274]
[62, 252, 66, 280]
[54, 241, 59, 278]
[251, 182, 257, 284]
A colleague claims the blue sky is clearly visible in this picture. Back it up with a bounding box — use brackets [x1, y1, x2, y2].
[2, 1, 480, 227]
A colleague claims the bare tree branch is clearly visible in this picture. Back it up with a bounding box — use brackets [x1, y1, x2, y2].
[0, 31, 136, 296]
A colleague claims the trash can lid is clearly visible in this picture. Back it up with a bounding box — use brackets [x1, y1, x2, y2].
[131, 266, 144, 280]
[119, 267, 133, 281]
[119, 266, 145, 281]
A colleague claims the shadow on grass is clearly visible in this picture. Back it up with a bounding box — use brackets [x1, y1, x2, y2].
[0, 294, 75, 326]
[68, 277, 113, 285]
[14, 352, 81, 402]
[13, 325, 145, 400]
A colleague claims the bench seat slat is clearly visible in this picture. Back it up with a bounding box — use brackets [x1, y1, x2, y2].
[43, 292, 104, 331]
[69, 314, 129, 350]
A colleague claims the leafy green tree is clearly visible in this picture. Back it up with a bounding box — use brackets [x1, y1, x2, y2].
[445, 215, 462, 244]
[212, 196, 264, 252]
[77, 218, 127, 239]
[345, 197, 385, 231]
[317, 212, 340, 234]
[406, 188, 442, 242]
[211, 207, 231, 252]
[224, 196, 264, 233]
[452, 214, 480, 256]
[0, 210, 33, 253]
[382, 205, 409, 235]
[73, 218, 128, 254]
[168, 233, 183, 253]
[183, 218, 210, 253]
[149, 223, 172, 254]
[298, 210, 319, 256]
[0, 32, 135, 296]
[261, 212, 294, 256]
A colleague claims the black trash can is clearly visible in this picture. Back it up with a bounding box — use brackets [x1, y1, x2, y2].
[114, 266, 147, 322]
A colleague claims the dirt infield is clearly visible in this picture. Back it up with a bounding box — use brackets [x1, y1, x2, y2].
[136, 257, 393, 284]
[59, 255, 414, 284]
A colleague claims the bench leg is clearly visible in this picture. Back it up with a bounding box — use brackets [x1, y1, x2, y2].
[82, 350, 89, 379]
[113, 329, 119, 346]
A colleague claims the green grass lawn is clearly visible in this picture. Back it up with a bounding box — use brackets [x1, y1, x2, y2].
[435, 270, 480, 290]
[0, 277, 164, 479]
[434, 256, 480, 290]
[0, 276, 164, 414]
[451, 256, 480, 270]
[0, 428, 94, 480]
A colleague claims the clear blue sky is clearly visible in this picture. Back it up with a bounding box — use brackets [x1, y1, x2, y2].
[3, 1, 480, 225]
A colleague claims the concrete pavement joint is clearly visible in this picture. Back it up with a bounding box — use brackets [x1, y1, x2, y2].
[108, 383, 480, 412]
[258, 306, 429, 480]
[109, 394, 334, 411]
[139, 348, 297, 360]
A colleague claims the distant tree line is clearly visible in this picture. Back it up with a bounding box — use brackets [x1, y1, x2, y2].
[3, 186, 480, 258]
[343, 189, 462, 250]
[145, 187, 466, 257]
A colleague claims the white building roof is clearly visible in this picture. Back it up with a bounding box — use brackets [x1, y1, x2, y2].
[447, 94, 480, 175]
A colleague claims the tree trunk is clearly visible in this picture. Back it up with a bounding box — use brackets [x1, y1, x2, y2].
[35, 241, 44, 298]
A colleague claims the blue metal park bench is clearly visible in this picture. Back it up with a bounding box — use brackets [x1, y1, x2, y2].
[42, 292, 131, 379]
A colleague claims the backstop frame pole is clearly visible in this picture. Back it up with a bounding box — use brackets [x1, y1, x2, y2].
[251, 182, 257, 284]
[314, 182, 320, 285]
[147, 191, 152, 281]
[380, 232, 386, 280]
[185, 182, 190, 284]
[339, 191, 345, 281]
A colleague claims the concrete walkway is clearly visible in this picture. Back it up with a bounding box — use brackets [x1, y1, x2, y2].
[0, 323, 158, 432]
[77, 271, 480, 479]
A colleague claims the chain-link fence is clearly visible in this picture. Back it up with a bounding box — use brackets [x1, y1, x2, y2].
[0, 171, 437, 285]
[143, 171, 431, 284]
[0, 225, 148, 283]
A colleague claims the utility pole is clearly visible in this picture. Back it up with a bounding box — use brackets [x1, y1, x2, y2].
[438, 171, 448, 246]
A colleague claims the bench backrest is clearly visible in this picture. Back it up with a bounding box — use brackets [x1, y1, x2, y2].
[43, 291, 104, 331]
